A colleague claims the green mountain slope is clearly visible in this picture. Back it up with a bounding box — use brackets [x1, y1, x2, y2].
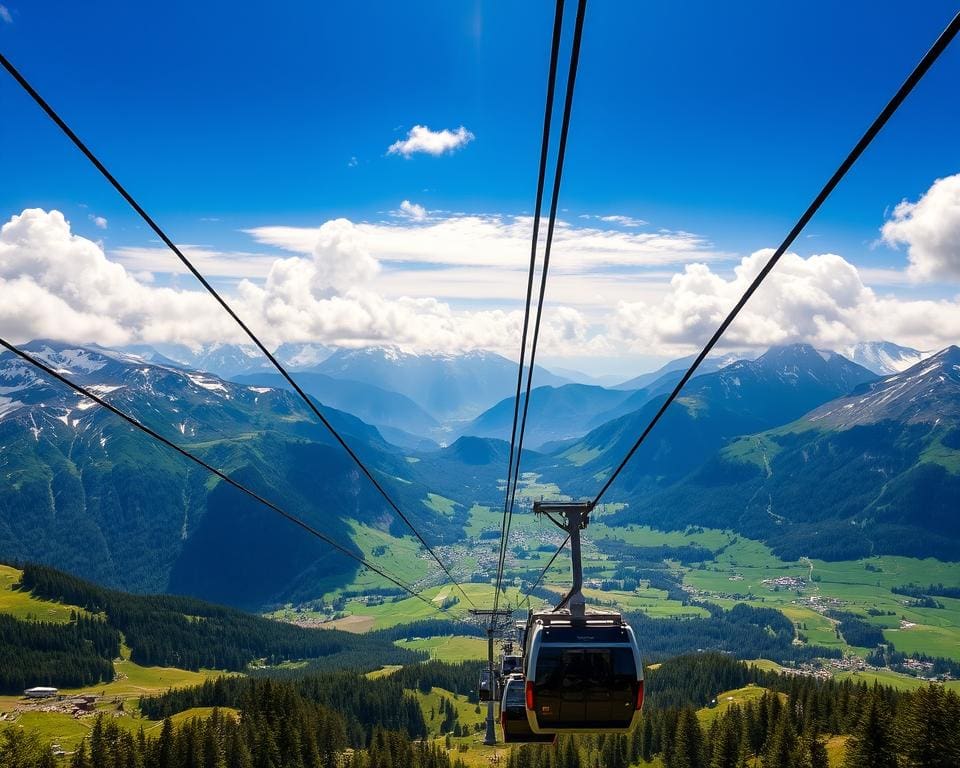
[0, 342, 457, 607]
[610, 347, 960, 560]
[549, 343, 878, 494]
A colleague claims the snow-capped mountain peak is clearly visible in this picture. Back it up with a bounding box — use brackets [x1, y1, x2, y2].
[842, 341, 929, 376]
[808, 345, 960, 428]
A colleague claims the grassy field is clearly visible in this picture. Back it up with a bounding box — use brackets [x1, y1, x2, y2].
[395, 635, 487, 663]
[346, 522, 433, 592]
[676, 533, 960, 661]
[696, 684, 770, 728]
[61, 657, 229, 701]
[0, 564, 87, 623]
[424, 493, 459, 516]
[334, 583, 528, 630]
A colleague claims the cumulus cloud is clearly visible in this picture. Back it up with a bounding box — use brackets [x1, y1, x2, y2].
[881, 172, 960, 281]
[387, 125, 474, 157]
[0, 209, 595, 356]
[397, 200, 428, 221]
[0, 5, 12, 23]
[6, 200, 960, 361]
[0, 209, 238, 347]
[307, 218, 380, 295]
[89, 214, 108, 229]
[613, 249, 960, 355]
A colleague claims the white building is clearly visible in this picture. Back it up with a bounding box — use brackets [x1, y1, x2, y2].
[23, 686, 58, 698]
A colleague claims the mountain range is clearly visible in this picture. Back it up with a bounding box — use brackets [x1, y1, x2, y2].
[0, 341, 452, 608]
[608, 346, 960, 561]
[0, 337, 956, 609]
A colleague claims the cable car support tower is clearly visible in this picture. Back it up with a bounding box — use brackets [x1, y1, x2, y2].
[532, 501, 593, 617]
[468, 607, 514, 745]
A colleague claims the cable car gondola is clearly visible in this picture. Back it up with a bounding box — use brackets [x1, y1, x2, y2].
[523, 609, 643, 734]
[501, 652, 523, 677]
[521, 501, 645, 735]
[478, 669, 497, 702]
[500, 674, 556, 743]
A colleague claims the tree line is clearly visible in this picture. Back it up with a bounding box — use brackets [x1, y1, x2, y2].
[0, 612, 118, 694]
[16, 563, 420, 672]
[507, 655, 960, 768]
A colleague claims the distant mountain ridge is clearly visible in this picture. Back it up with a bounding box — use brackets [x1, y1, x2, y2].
[549, 343, 879, 492]
[459, 383, 635, 448]
[613, 352, 745, 390]
[0, 340, 455, 608]
[232, 370, 439, 439]
[604, 347, 960, 561]
[312, 346, 571, 421]
[842, 341, 928, 375]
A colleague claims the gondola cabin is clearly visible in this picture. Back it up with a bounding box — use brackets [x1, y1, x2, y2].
[523, 610, 643, 734]
[479, 669, 496, 702]
[500, 674, 555, 743]
[501, 653, 523, 677]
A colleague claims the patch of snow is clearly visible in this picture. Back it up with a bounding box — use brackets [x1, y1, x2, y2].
[248, 386, 272, 394]
[55, 411, 71, 427]
[87, 384, 121, 395]
[0, 396, 25, 420]
[186, 374, 228, 393]
[99, 436, 107, 448]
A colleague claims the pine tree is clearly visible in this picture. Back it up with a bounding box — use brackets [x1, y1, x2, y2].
[709, 713, 740, 768]
[805, 737, 829, 768]
[843, 693, 896, 768]
[897, 685, 960, 768]
[762, 709, 797, 768]
[669, 708, 706, 768]
[641, 714, 654, 763]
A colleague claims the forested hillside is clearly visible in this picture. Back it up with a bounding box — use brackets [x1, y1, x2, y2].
[0, 563, 420, 693]
[3, 654, 951, 768]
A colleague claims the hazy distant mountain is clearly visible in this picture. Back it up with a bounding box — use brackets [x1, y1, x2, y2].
[614, 347, 960, 561]
[232, 370, 438, 438]
[612, 352, 745, 391]
[273, 343, 333, 369]
[552, 344, 877, 491]
[460, 384, 635, 448]
[0, 341, 450, 607]
[125, 342, 272, 379]
[411, 436, 550, 507]
[544, 366, 625, 386]
[841, 341, 928, 376]
[313, 346, 570, 421]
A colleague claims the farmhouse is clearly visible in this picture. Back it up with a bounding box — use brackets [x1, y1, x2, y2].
[23, 686, 58, 698]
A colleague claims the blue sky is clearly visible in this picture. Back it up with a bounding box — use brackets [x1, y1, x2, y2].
[1, 1, 960, 375]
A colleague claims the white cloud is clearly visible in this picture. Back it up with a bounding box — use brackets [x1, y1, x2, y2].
[6, 198, 960, 362]
[397, 200, 428, 221]
[89, 214, 108, 230]
[347, 156, 358, 168]
[307, 218, 380, 295]
[0, 209, 598, 356]
[613, 249, 960, 355]
[0, 209, 239, 347]
[881, 172, 960, 281]
[0, 5, 12, 23]
[247, 214, 724, 271]
[387, 125, 474, 157]
[582, 214, 647, 227]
